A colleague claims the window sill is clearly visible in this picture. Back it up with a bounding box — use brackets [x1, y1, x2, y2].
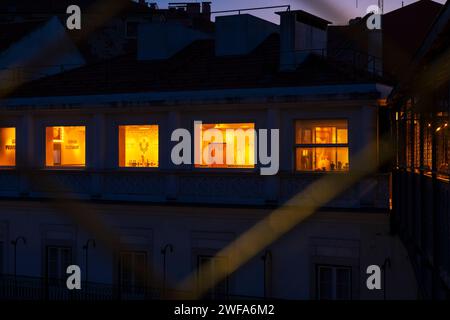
[0, 166, 16, 170]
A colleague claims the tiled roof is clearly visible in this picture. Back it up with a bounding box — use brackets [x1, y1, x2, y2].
[10, 33, 383, 98]
[0, 20, 46, 52]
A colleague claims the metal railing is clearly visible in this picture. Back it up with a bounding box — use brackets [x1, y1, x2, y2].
[0, 274, 266, 301]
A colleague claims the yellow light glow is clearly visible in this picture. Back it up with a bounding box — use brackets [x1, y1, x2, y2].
[295, 120, 349, 172]
[0, 127, 16, 167]
[196, 123, 255, 168]
[119, 125, 159, 168]
[45, 126, 86, 167]
[378, 99, 387, 107]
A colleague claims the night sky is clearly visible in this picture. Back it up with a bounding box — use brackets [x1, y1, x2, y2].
[154, 0, 447, 25]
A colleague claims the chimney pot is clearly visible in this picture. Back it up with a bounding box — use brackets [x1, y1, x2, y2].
[277, 10, 330, 71]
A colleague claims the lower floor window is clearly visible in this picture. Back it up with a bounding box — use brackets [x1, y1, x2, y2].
[197, 255, 229, 299]
[46, 246, 72, 282]
[119, 251, 148, 297]
[316, 265, 352, 300]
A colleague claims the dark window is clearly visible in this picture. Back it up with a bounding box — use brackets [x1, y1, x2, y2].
[197, 255, 228, 300]
[316, 265, 352, 300]
[46, 246, 72, 283]
[119, 251, 148, 298]
[126, 21, 139, 39]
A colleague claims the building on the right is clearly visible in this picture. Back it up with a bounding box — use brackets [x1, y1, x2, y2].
[389, 1, 450, 299]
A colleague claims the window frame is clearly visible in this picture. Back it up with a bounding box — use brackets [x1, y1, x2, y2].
[316, 264, 352, 300]
[125, 20, 140, 39]
[44, 125, 87, 169]
[116, 123, 160, 170]
[0, 127, 16, 169]
[44, 245, 73, 284]
[196, 254, 229, 300]
[118, 250, 149, 296]
[294, 119, 350, 173]
[193, 121, 258, 172]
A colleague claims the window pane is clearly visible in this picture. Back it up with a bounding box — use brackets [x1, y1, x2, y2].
[0, 127, 16, 166]
[296, 147, 349, 171]
[336, 268, 351, 300]
[119, 125, 159, 168]
[296, 120, 348, 145]
[315, 127, 336, 144]
[195, 123, 255, 169]
[318, 266, 333, 300]
[45, 126, 86, 167]
[296, 147, 313, 171]
[337, 128, 348, 144]
[198, 255, 228, 299]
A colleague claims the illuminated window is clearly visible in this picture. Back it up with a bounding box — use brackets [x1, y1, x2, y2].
[295, 120, 349, 172]
[195, 123, 255, 169]
[0, 128, 16, 167]
[118, 125, 159, 168]
[45, 126, 86, 167]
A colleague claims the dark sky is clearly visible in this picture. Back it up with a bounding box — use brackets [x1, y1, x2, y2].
[154, 0, 447, 25]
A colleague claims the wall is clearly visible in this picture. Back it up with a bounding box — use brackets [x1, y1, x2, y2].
[0, 95, 387, 208]
[0, 200, 417, 299]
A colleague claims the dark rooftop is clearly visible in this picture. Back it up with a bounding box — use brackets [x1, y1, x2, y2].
[8, 33, 384, 98]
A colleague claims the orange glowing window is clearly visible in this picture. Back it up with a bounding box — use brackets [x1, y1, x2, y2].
[118, 125, 159, 168]
[45, 126, 86, 167]
[0, 127, 16, 167]
[195, 123, 255, 169]
[295, 120, 349, 172]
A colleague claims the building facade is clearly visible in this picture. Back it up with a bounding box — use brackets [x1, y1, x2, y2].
[390, 1, 450, 299]
[0, 5, 431, 300]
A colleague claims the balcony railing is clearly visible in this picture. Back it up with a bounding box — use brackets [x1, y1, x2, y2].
[0, 168, 390, 209]
[0, 274, 265, 301]
[392, 169, 450, 298]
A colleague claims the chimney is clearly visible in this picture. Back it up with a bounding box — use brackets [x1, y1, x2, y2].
[202, 2, 211, 20]
[277, 10, 330, 71]
[215, 14, 279, 56]
[367, 28, 383, 76]
[186, 3, 201, 15]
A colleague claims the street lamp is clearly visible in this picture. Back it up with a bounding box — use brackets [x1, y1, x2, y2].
[11, 236, 26, 295]
[161, 244, 174, 298]
[82, 239, 96, 285]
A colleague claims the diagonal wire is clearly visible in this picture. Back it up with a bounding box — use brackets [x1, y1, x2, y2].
[175, 135, 393, 299]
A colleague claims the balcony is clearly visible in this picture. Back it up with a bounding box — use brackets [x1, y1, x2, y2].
[0, 168, 390, 209]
